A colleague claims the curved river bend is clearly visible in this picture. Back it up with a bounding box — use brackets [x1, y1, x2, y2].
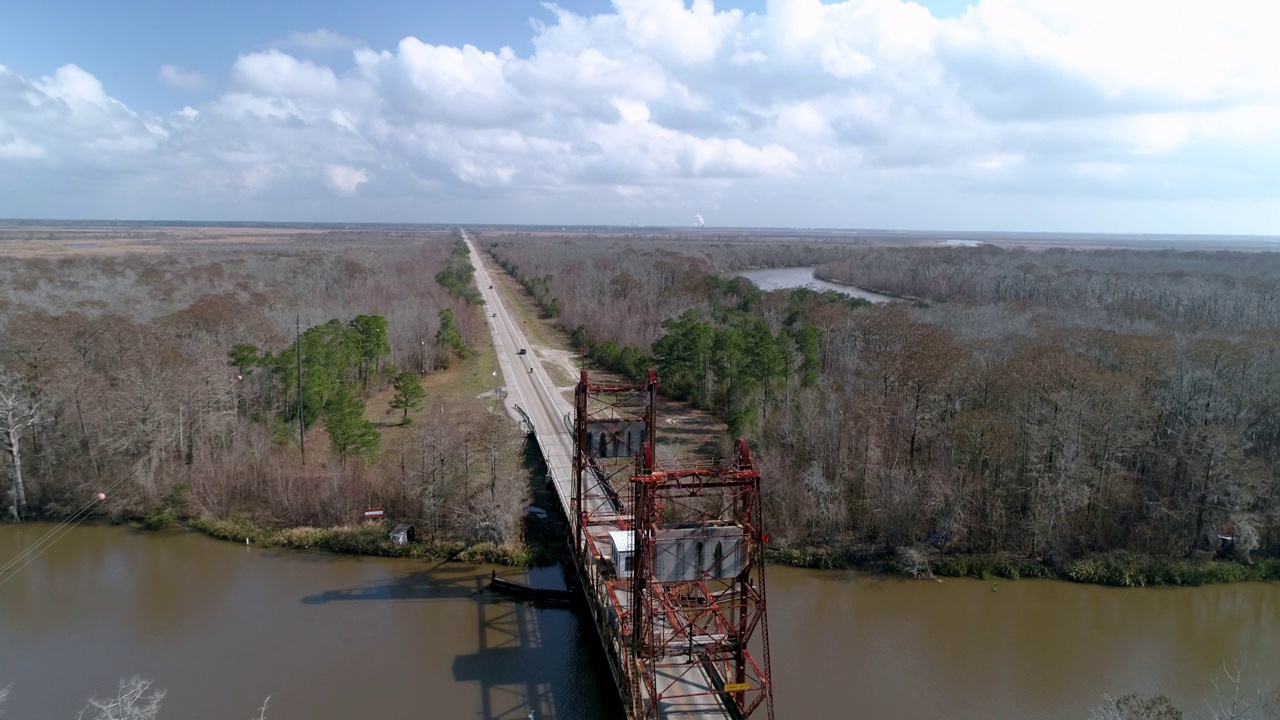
[1, 526, 1276, 719]
[735, 266, 894, 303]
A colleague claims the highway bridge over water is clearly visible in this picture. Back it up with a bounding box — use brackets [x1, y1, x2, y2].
[465, 231, 775, 720]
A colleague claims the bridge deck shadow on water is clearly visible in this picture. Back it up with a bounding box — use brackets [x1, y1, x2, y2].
[301, 560, 622, 720]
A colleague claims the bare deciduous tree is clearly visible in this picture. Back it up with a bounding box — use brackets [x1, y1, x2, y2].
[1208, 662, 1280, 720]
[78, 677, 165, 720]
[0, 679, 271, 720]
[0, 372, 45, 521]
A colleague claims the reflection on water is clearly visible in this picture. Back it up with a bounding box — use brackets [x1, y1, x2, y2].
[770, 568, 1280, 720]
[2, 525, 1277, 720]
[0, 524, 617, 720]
[735, 266, 893, 303]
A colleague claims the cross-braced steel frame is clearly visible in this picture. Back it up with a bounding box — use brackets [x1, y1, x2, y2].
[628, 439, 775, 720]
[572, 369, 774, 720]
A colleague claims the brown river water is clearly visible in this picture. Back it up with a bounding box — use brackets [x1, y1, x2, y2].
[1, 524, 1277, 719]
[734, 267, 894, 304]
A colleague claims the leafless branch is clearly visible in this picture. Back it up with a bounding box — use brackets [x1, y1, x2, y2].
[78, 677, 165, 720]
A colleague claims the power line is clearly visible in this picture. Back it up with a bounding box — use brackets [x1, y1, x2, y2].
[0, 472, 129, 590]
[297, 314, 305, 465]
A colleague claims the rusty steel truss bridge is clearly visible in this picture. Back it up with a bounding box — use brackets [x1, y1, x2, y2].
[468, 230, 774, 719]
[570, 369, 775, 719]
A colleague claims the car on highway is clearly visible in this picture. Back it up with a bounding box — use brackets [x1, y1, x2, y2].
[517, 348, 527, 355]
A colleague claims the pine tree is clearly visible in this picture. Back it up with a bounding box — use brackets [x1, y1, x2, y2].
[390, 371, 425, 425]
[324, 386, 380, 461]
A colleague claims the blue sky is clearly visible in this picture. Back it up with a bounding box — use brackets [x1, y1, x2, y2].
[2, 1, 618, 111]
[1, 0, 1276, 233]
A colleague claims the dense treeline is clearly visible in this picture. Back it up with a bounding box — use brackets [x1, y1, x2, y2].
[0, 231, 526, 548]
[495, 254, 561, 319]
[651, 284, 855, 435]
[488, 235, 721, 353]
[435, 240, 484, 305]
[817, 245, 1280, 331]
[485, 233, 1280, 565]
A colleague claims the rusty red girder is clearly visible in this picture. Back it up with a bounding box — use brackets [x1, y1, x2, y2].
[630, 438, 775, 720]
[573, 370, 773, 720]
[573, 368, 658, 559]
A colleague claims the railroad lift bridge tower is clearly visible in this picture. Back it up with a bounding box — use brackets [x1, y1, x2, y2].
[572, 368, 775, 720]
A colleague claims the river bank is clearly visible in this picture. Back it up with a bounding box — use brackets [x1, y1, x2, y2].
[767, 542, 1280, 586]
[181, 513, 1280, 587]
[26, 509, 1280, 588]
[184, 516, 535, 566]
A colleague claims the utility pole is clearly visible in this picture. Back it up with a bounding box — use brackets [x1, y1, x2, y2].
[297, 315, 305, 465]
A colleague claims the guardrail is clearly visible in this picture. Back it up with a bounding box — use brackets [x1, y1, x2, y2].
[513, 404, 535, 434]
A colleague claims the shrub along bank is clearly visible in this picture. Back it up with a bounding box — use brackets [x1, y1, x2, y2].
[767, 543, 1280, 586]
[187, 516, 537, 566]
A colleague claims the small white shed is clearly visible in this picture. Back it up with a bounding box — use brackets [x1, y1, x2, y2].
[390, 523, 416, 546]
[609, 530, 635, 578]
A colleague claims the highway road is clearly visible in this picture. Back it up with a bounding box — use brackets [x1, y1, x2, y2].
[462, 230, 577, 519]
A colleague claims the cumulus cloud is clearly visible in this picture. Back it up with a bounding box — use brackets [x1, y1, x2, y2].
[36, 64, 114, 109]
[157, 64, 209, 90]
[231, 50, 343, 98]
[4, 64, 162, 164]
[1, 0, 1278, 231]
[326, 164, 368, 195]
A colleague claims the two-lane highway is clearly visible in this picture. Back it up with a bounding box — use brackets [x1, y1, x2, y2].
[462, 230, 577, 519]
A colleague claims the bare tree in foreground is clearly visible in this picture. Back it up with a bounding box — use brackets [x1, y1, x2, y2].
[1092, 664, 1280, 720]
[78, 677, 164, 720]
[0, 678, 272, 719]
[1209, 663, 1280, 720]
[0, 372, 45, 521]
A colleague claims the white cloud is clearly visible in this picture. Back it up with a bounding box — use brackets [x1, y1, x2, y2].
[326, 164, 368, 195]
[612, 98, 651, 124]
[35, 64, 113, 109]
[776, 103, 829, 136]
[610, 0, 741, 66]
[157, 64, 209, 90]
[0, 137, 46, 160]
[3, 64, 160, 168]
[231, 50, 342, 98]
[1, 1, 1278, 232]
[937, 0, 1280, 115]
